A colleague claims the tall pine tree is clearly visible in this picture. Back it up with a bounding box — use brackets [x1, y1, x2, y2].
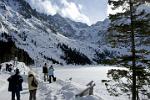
[104, 0, 150, 100]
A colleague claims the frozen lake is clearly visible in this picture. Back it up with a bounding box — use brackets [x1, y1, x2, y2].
[32, 64, 128, 100]
[53, 65, 128, 100]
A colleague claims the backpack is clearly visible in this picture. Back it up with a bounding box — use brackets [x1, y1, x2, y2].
[53, 77, 56, 82]
[31, 77, 38, 87]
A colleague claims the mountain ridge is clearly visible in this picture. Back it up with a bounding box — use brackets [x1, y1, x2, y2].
[1, 0, 149, 65]
[0, 0, 111, 65]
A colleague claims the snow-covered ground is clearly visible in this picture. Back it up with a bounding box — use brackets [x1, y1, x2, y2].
[52, 65, 128, 100]
[0, 61, 129, 100]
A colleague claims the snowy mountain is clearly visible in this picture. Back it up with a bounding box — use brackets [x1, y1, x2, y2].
[46, 14, 110, 45]
[0, 0, 149, 65]
[0, 0, 111, 65]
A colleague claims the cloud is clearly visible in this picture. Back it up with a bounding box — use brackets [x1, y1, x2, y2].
[60, 0, 90, 25]
[26, 0, 57, 15]
[25, 0, 90, 25]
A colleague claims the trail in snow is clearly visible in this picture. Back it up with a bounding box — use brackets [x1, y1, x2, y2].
[0, 83, 29, 100]
[0, 71, 67, 100]
[2, 62, 125, 100]
[0, 72, 92, 100]
[0, 68, 101, 100]
[0, 72, 34, 100]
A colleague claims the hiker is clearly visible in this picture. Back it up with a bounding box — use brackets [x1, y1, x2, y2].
[6, 63, 9, 71]
[8, 64, 12, 72]
[42, 63, 48, 81]
[28, 71, 38, 100]
[7, 69, 23, 100]
[48, 65, 56, 83]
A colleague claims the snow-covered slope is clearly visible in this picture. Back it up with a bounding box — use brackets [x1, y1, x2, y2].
[46, 14, 110, 45]
[0, 0, 149, 65]
[0, 0, 109, 65]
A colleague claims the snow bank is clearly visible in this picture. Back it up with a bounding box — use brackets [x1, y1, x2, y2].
[79, 95, 101, 100]
[0, 62, 103, 100]
[1, 61, 30, 75]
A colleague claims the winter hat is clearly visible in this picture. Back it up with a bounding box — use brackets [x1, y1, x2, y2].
[50, 65, 53, 68]
[28, 71, 34, 76]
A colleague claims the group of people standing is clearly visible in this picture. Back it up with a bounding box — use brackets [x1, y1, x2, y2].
[7, 69, 38, 100]
[43, 63, 56, 83]
[7, 63, 56, 100]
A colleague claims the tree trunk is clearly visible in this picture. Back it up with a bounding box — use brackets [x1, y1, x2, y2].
[130, 0, 137, 100]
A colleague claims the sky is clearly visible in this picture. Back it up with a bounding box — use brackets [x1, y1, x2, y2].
[71, 0, 108, 24]
[26, 0, 108, 25]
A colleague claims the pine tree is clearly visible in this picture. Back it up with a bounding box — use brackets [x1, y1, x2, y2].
[104, 0, 150, 100]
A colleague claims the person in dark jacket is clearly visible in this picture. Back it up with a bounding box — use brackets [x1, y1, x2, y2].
[6, 63, 9, 71]
[7, 69, 23, 100]
[8, 64, 12, 72]
[42, 63, 48, 82]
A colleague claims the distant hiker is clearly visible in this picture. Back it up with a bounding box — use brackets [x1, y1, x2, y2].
[42, 63, 48, 82]
[7, 69, 23, 100]
[28, 71, 38, 100]
[8, 64, 12, 72]
[14, 57, 18, 67]
[6, 63, 9, 71]
[48, 65, 56, 83]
